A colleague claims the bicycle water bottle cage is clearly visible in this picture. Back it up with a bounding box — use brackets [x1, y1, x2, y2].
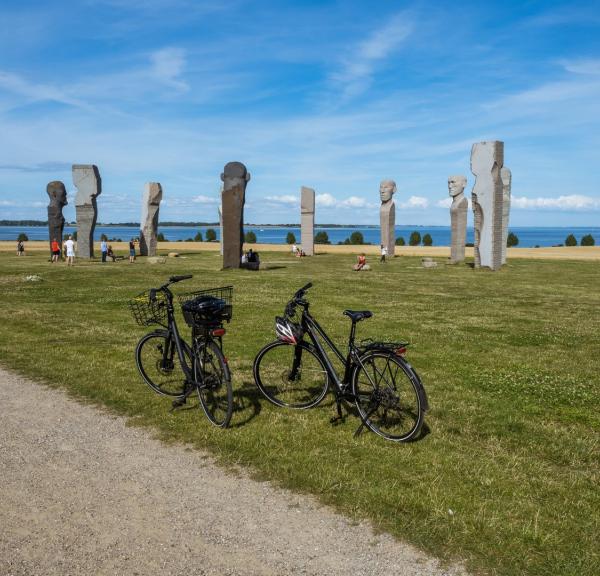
[343, 310, 373, 323]
[275, 316, 304, 344]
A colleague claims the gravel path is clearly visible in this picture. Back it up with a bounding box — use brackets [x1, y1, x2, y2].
[0, 367, 466, 576]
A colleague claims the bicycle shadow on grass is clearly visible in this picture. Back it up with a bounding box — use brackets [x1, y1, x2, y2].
[229, 381, 263, 428]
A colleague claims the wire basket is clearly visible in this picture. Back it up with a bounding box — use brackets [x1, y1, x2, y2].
[129, 290, 169, 326]
[178, 286, 233, 327]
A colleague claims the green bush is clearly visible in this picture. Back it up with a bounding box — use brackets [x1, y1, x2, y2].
[157, 232, 165, 242]
[348, 231, 364, 245]
[194, 231, 203, 242]
[286, 232, 297, 244]
[72, 231, 78, 241]
[17, 233, 28, 242]
[423, 233, 433, 246]
[581, 234, 595, 246]
[409, 231, 421, 246]
[245, 231, 257, 244]
[395, 236, 405, 246]
[315, 231, 330, 244]
[565, 234, 577, 247]
[507, 232, 519, 247]
[205, 229, 217, 242]
[100, 233, 108, 242]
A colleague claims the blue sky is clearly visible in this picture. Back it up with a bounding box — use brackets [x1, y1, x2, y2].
[1, 0, 600, 226]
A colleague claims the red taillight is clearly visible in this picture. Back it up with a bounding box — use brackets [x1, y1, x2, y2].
[211, 328, 226, 337]
[395, 347, 407, 356]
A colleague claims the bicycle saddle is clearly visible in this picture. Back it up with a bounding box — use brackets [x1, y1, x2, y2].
[343, 310, 373, 323]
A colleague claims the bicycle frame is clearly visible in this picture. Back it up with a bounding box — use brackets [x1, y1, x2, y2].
[299, 307, 361, 396]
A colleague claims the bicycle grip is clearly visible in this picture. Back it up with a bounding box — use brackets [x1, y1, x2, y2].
[170, 275, 193, 282]
[296, 282, 313, 296]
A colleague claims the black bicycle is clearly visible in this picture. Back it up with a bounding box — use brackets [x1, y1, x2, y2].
[129, 275, 233, 428]
[253, 283, 428, 442]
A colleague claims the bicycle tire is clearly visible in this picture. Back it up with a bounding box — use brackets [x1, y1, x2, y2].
[193, 339, 233, 428]
[135, 330, 190, 397]
[352, 350, 426, 442]
[253, 340, 329, 409]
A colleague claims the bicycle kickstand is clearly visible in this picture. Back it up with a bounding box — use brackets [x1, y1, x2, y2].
[329, 399, 346, 425]
[171, 381, 194, 410]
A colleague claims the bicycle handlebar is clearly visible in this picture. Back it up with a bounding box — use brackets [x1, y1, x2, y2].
[294, 282, 313, 298]
[285, 282, 313, 317]
[149, 275, 193, 302]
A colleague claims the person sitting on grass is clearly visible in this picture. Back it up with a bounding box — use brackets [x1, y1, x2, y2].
[107, 245, 116, 262]
[353, 253, 367, 271]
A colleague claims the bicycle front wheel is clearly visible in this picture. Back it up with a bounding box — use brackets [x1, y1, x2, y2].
[193, 339, 233, 428]
[135, 331, 188, 397]
[352, 351, 426, 442]
[253, 341, 329, 409]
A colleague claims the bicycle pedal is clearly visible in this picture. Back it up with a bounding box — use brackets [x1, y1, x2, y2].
[329, 415, 345, 425]
[171, 398, 187, 410]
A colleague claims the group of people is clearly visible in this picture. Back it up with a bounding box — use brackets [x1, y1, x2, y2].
[41, 236, 128, 265]
[291, 244, 307, 257]
[241, 248, 260, 268]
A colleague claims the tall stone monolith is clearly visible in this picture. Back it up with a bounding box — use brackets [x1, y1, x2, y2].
[218, 205, 223, 256]
[301, 186, 315, 256]
[470, 142, 504, 270]
[448, 175, 468, 263]
[73, 164, 102, 258]
[47, 181, 67, 253]
[221, 162, 250, 269]
[501, 167, 512, 264]
[139, 182, 163, 256]
[379, 180, 396, 257]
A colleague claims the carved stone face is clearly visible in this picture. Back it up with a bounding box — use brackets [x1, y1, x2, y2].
[379, 180, 396, 203]
[448, 175, 467, 198]
[221, 161, 251, 190]
[47, 181, 67, 207]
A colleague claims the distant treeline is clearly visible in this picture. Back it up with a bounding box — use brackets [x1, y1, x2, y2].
[0, 220, 49, 226]
[1, 220, 378, 228]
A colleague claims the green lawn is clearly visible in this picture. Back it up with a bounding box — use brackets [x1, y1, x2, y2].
[1, 250, 598, 576]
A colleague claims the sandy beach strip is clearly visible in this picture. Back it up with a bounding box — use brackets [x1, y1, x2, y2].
[1, 240, 600, 261]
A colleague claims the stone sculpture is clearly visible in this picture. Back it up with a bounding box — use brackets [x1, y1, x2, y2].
[379, 180, 396, 257]
[47, 181, 67, 253]
[448, 175, 468, 263]
[470, 141, 504, 270]
[501, 167, 512, 264]
[301, 186, 315, 256]
[72, 164, 102, 258]
[139, 182, 163, 257]
[221, 162, 250, 269]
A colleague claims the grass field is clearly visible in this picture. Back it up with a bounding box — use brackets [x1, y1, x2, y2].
[1, 250, 598, 576]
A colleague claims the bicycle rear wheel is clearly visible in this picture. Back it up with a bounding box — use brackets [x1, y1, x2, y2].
[193, 339, 233, 428]
[135, 331, 188, 397]
[253, 341, 329, 409]
[352, 351, 426, 442]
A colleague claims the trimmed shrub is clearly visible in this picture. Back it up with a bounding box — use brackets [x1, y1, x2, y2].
[349, 231, 364, 245]
[409, 231, 421, 246]
[17, 233, 28, 242]
[245, 231, 257, 244]
[315, 231, 330, 244]
[581, 234, 595, 246]
[395, 236, 405, 246]
[507, 232, 519, 247]
[157, 232, 165, 242]
[100, 233, 108, 242]
[286, 232, 297, 244]
[194, 231, 203, 242]
[423, 233, 433, 246]
[205, 228, 217, 242]
[565, 234, 577, 247]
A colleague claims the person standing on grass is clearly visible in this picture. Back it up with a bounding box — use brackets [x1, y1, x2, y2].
[100, 238, 108, 263]
[380, 244, 387, 263]
[129, 238, 136, 263]
[65, 235, 75, 266]
[51, 238, 61, 263]
[17, 239, 25, 256]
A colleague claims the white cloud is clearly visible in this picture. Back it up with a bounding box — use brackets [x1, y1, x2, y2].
[314, 193, 374, 209]
[150, 47, 189, 92]
[315, 193, 337, 207]
[512, 194, 600, 211]
[562, 58, 600, 76]
[265, 195, 298, 205]
[399, 195, 429, 209]
[331, 13, 413, 100]
[192, 194, 219, 204]
[436, 197, 452, 208]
